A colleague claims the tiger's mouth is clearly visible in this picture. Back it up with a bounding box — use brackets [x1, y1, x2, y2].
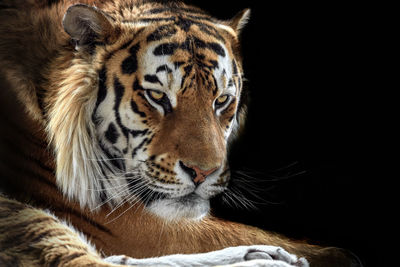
[119, 162, 229, 220]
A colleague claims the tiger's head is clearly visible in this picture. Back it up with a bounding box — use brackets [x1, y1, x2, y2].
[46, 1, 249, 221]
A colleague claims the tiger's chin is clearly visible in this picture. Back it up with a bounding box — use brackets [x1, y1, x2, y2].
[146, 193, 210, 221]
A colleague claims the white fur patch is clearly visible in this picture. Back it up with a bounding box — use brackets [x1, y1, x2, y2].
[105, 245, 309, 267]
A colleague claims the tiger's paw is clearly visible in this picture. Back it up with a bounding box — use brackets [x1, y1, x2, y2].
[216, 258, 308, 267]
[104, 245, 309, 267]
[244, 246, 308, 266]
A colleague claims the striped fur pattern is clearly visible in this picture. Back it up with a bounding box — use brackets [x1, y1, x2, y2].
[42, 0, 249, 220]
[0, 195, 113, 266]
[0, 1, 361, 266]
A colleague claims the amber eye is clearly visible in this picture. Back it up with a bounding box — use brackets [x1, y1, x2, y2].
[215, 94, 230, 109]
[148, 90, 165, 101]
[145, 89, 172, 114]
[216, 95, 228, 104]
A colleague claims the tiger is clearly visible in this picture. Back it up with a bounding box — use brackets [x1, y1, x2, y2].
[0, 0, 361, 266]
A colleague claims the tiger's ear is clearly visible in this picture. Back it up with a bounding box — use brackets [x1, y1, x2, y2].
[228, 8, 251, 35]
[62, 4, 115, 51]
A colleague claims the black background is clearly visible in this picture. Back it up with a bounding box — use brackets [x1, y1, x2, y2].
[187, 1, 381, 266]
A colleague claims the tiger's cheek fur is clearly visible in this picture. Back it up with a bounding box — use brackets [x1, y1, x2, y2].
[94, 43, 158, 164]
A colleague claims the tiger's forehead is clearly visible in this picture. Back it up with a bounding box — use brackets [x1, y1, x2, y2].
[102, 18, 239, 96]
[112, 17, 238, 65]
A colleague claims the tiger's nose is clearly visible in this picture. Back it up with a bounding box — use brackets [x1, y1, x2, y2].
[179, 161, 218, 185]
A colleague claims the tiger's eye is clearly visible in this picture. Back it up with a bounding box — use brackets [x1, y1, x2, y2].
[149, 90, 165, 100]
[216, 95, 229, 105]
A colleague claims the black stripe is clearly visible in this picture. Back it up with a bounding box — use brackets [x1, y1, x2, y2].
[98, 174, 108, 203]
[0, 230, 31, 252]
[180, 65, 193, 89]
[197, 24, 225, 42]
[104, 123, 119, 144]
[137, 92, 149, 106]
[98, 141, 124, 171]
[173, 61, 184, 69]
[146, 134, 154, 145]
[146, 7, 172, 14]
[227, 78, 234, 88]
[153, 43, 179, 56]
[156, 64, 173, 73]
[130, 128, 148, 138]
[29, 229, 67, 245]
[0, 199, 25, 215]
[135, 17, 176, 23]
[191, 36, 206, 49]
[104, 28, 145, 62]
[185, 14, 216, 22]
[196, 53, 205, 61]
[175, 17, 194, 32]
[208, 42, 225, 57]
[36, 86, 46, 118]
[232, 59, 238, 76]
[47, 254, 62, 267]
[0, 217, 56, 235]
[131, 137, 148, 159]
[133, 79, 145, 91]
[177, 7, 210, 15]
[119, 39, 133, 50]
[146, 7, 208, 16]
[144, 74, 163, 86]
[153, 38, 225, 58]
[104, 41, 131, 62]
[209, 60, 219, 69]
[212, 75, 219, 96]
[121, 43, 140, 74]
[0, 220, 61, 252]
[147, 24, 177, 42]
[92, 67, 108, 125]
[113, 77, 130, 138]
[130, 99, 146, 118]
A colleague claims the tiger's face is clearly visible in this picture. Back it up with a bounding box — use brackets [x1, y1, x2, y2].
[58, 3, 249, 221]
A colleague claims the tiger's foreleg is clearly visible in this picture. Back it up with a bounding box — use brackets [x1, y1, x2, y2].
[0, 195, 123, 267]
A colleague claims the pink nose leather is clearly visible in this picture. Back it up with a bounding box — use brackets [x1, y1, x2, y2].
[189, 165, 218, 184]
